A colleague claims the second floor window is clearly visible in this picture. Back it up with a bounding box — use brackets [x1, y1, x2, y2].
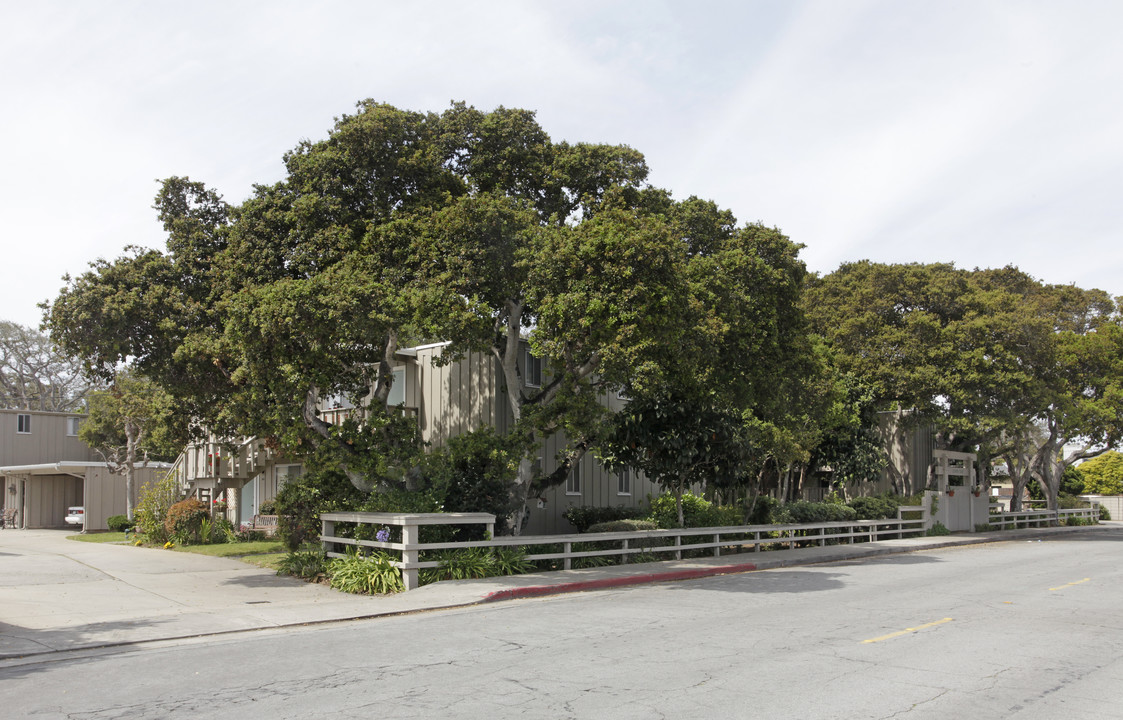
[523, 348, 542, 387]
[67, 417, 80, 436]
[17, 414, 31, 434]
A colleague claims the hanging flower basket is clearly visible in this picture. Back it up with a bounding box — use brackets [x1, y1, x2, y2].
[947, 489, 956, 497]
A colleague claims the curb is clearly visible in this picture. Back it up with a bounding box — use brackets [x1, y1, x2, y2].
[483, 562, 761, 601]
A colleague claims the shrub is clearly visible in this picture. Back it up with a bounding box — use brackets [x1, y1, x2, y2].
[106, 514, 134, 532]
[433, 428, 521, 536]
[276, 548, 327, 579]
[926, 522, 951, 536]
[258, 500, 276, 515]
[491, 546, 534, 576]
[563, 505, 647, 532]
[1100, 505, 1112, 521]
[647, 492, 742, 528]
[134, 469, 184, 543]
[274, 467, 367, 551]
[847, 495, 900, 520]
[745, 495, 781, 525]
[327, 550, 403, 594]
[586, 519, 659, 533]
[1057, 495, 1091, 510]
[421, 547, 496, 583]
[164, 498, 209, 544]
[198, 516, 235, 545]
[775, 501, 858, 524]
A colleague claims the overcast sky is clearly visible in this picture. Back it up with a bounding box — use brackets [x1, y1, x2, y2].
[2, 0, 1120, 329]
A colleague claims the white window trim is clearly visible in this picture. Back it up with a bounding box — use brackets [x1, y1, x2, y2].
[16, 414, 31, 434]
[565, 462, 581, 496]
[617, 467, 631, 496]
[523, 347, 542, 388]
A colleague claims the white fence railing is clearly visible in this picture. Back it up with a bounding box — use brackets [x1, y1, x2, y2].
[322, 509, 930, 591]
[986, 505, 1100, 530]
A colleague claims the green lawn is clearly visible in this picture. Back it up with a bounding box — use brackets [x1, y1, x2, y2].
[67, 532, 130, 543]
[170, 540, 285, 557]
[66, 532, 290, 570]
[239, 552, 288, 571]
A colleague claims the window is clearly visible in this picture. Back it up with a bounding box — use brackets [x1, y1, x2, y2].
[617, 467, 631, 496]
[523, 347, 542, 387]
[387, 367, 406, 406]
[16, 414, 31, 434]
[66, 417, 80, 436]
[566, 462, 581, 495]
[276, 464, 303, 487]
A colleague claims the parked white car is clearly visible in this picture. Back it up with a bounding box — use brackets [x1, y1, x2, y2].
[65, 506, 85, 526]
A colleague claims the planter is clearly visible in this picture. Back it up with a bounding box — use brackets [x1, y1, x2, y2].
[947, 490, 956, 497]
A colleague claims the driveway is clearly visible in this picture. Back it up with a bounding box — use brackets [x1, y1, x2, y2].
[0, 529, 470, 657]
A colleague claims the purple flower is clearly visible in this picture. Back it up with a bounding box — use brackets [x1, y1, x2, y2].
[376, 528, 390, 543]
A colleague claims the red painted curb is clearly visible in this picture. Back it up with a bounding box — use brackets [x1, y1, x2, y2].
[482, 562, 760, 602]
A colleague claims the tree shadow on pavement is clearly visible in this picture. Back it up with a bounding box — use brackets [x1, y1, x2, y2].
[0, 617, 177, 678]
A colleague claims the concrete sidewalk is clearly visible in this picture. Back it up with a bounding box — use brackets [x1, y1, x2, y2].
[2, 522, 1120, 661]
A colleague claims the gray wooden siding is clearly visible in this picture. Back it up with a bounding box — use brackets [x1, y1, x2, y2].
[22, 474, 83, 528]
[0, 410, 97, 467]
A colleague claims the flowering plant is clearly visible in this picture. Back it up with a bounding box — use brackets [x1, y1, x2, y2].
[375, 527, 391, 543]
[212, 499, 228, 513]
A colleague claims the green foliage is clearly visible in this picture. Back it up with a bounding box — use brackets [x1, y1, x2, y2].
[164, 498, 209, 544]
[420, 546, 534, 584]
[1099, 504, 1112, 521]
[745, 495, 781, 525]
[327, 550, 404, 594]
[133, 470, 183, 543]
[421, 547, 495, 583]
[846, 495, 900, 520]
[586, 519, 659, 533]
[197, 516, 235, 545]
[1077, 451, 1123, 495]
[1061, 465, 1086, 496]
[274, 467, 367, 551]
[648, 492, 725, 529]
[276, 549, 327, 579]
[490, 546, 534, 576]
[926, 522, 951, 536]
[774, 501, 858, 524]
[106, 514, 134, 532]
[430, 428, 520, 536]
[354, 487, 454, 543]
[563, 505, 646, 532]
[601, 394, 753, 526]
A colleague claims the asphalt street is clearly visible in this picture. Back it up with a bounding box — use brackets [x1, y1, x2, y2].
[4, 529, 1122, 719]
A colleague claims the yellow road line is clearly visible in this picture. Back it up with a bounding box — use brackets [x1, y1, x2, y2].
[1049, 578, 1091, 591]
[861, 617, 953, 644]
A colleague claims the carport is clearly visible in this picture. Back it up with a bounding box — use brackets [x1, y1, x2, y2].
[0, 462, 171, 531]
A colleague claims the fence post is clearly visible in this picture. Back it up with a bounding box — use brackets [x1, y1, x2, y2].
[564, 541, 572, 570]
[622, 538, 629, 564]
[675, 535, 682, 560]
[401, 521, 419, 592]
[754, 530, 761, 552]
[321, 518, 335, 556]
[714, 533, 721, 557]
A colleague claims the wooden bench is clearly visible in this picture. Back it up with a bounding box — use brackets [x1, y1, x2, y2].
[249, 514, 279, 536]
